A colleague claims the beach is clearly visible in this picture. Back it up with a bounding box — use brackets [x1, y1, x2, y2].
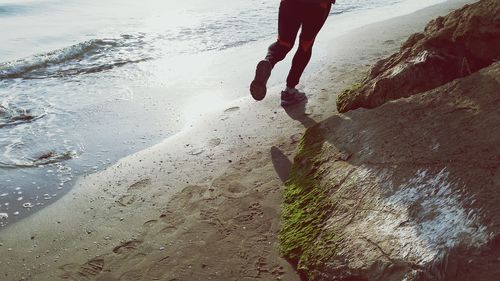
[0, 0, 438, 226]
[0, 1, 477, 280]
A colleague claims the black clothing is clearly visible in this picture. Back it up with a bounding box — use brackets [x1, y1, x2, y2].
[265, 0, 331, 88]
[295, 0, 336, 4]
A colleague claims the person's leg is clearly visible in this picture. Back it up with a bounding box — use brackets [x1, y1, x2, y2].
[251, 0, 302, 101]
[285, 2, 331, 88]
[265, 0, 302, 66]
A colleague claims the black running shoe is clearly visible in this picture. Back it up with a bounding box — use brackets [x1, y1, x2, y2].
[281, 88, 307, 106]
[250, 60, 272, 101]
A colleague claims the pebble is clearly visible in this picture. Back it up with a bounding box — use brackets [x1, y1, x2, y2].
[22, 202, 34, 208]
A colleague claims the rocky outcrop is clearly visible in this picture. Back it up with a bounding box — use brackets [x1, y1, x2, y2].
[336, 0, 500, 113]
[280, 62, 500, 280]
[283, 3, 500, 279]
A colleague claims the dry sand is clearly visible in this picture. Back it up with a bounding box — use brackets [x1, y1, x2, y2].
[0, 1, 475, 280]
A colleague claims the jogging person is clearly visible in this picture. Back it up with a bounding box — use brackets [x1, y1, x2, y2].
[250, 0, 334, 106]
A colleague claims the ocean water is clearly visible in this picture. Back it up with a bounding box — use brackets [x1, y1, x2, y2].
[0, 0, 444, 227]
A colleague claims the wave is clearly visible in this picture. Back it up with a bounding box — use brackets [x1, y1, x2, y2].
[0, 149, 78, 169]
[0, 103, 46, 128]
[0, 35, 153, 80]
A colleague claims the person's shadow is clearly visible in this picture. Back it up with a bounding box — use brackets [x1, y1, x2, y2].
[270, 146, 292, 182]
[283, 99, 317, 128]
[271, 99, 318, 183]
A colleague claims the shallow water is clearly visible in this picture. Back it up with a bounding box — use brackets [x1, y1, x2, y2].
[0, 0, 443, 227]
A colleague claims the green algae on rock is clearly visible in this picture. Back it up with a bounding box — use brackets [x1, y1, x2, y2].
[280, 63, 500, 280]
[279, 125, 343, 278]
[336, 82, 362, 114]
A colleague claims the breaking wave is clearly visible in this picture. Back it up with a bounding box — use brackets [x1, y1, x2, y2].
[0, 35, 153, 80]
[0, 103, 46, 128]
[0, 145, 79, 169]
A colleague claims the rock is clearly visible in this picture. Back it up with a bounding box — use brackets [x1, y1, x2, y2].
[281, 63, 500, 280]
[337, 0, 500, 113]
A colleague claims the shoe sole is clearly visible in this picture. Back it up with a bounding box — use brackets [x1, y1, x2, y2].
[281, 93, 307, 107]
[250, 60, 272, 101]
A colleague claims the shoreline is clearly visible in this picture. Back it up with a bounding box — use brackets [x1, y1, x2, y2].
[0, 1, 476, 280]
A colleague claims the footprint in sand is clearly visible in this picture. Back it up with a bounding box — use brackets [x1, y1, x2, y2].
[221, 183, 248, 199]
[213, 175, 248, 199]
[221, 106, 240, 120]
[117, 179, 150, 206]
[188, 148, 204, 156]
[208, 138, 222, 147]
[234, 202, 266, 230]
[113, 240, 143, 254]
[249, 202, 264, 216]
[60, 258, 104, 279]
[199, 208, 233, 238]
[79, 258, 105, 277]
[116, 194, 137, 206]
[271, 265, 286, 277]
[128, 178, 151, 191]
[143, 219, 158, 229]
[224, 106, 240, 113]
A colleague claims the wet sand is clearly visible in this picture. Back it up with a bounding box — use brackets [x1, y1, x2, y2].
[0, 1, 475, 280]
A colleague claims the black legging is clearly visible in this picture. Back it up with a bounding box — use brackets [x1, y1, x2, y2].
[265, 0, 331, 88]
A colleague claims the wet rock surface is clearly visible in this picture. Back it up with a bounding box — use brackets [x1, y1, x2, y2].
[336, 0, 500, 113]
[282, 63, 500, 280]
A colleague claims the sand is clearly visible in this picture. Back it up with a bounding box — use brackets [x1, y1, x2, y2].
[0, 1, 476, 280]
